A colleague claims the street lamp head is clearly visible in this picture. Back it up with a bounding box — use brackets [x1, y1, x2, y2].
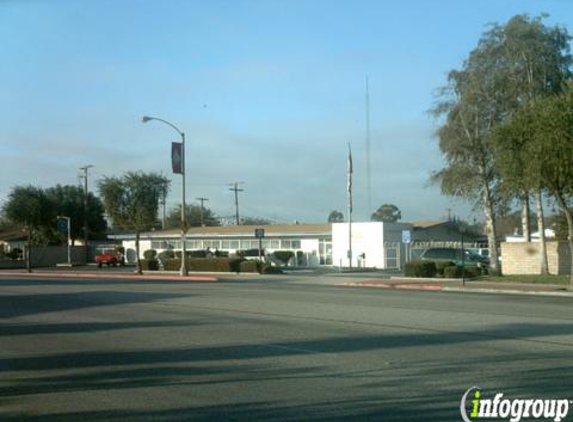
[142, 116, 152, 123]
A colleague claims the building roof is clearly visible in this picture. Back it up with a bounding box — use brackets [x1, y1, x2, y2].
[111, 224, 332, 240]
[410, 220, 449, 229]
[0, 228, 28, 242]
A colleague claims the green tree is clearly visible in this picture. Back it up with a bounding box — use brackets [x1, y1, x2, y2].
[45, 184, 107, 244]
[327, 210, 344, 223]
[488, 14, 572, 273]
[370, 204, 401, 223]
[431, 14, 571, 275]
[164, 204, 220, 229]
[99, 172, 170, 274]
[524, 88, 573, 285]
[496, 86, 573, 285]
[2, 186, 54, 272]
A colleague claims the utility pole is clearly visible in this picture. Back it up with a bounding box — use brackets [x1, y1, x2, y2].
[229, 182, 244, 225]
[196, 197, 209, 227]
[80, 165, 94, 264]
[161, 191, 167, 230]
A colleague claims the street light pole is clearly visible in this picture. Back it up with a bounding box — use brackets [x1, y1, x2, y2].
[142, 116, 188, 276]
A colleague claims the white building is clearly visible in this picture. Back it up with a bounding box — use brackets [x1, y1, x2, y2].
[112, 221, 413, 269]
[332, 222, 413, 268]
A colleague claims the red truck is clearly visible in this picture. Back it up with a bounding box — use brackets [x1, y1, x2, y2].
[95, 248, 125, 268]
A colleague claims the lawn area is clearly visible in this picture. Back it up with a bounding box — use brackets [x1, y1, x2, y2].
[478, 274, 571, 285]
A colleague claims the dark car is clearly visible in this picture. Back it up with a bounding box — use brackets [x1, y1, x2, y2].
[419, 247, 490, 267]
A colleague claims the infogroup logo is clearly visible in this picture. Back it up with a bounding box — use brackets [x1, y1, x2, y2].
[460, 386, 570, 422]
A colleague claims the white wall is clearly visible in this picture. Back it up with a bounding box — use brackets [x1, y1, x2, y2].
[332, 222, 413, 268]
[122, 239, 152, 263]
[332, 222, 384, 268]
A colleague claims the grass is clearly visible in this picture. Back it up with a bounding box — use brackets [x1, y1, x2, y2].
[478, 274, 571, 285]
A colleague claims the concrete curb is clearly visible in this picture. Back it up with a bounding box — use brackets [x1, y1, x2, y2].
[339, 282, 443, 291]
[338, 281, 573, 298]
[442, 286, 573, 298]
[0, 270, 218, 282]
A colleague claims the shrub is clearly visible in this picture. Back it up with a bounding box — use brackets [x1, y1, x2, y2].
[8, 248, 22, 260]
[443, 265, 461, 278]
[435, 261, 456, 277]
[158, 249, 175, 262]
[143, 249, 157, 260]
[140, 259, 159, 271]
[404, 260, 437, 278]
[272, 250, 294, 265]
[444, 265, 481, 279]
[161, 257, 261, 273]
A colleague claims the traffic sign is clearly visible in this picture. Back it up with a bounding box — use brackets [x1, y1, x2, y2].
[254, 228, 265, 239]
[401, 230, 411, 244]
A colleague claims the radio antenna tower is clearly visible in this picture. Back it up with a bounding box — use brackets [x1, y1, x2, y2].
[365, 76, 372, 218]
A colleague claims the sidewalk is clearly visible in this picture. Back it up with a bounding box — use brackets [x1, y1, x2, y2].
[338, 276, 573, 298]
[0, 268, 219, 282]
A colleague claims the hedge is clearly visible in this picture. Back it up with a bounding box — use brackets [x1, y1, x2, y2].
[140, 259, 159, 271]
[404, 260, 437, 278]
[444, 265, 482, 279]
[159, 258, 279, 273]
[435, 261, 456, 277]
[143, 249, 157, 260]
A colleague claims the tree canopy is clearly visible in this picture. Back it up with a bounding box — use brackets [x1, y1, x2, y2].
[370, 204, 401, 223]
[327, 210, 344, 223]
[45, 184, 107, 243]
[2, 185, 54, 271]
[164, 204, 220, 229]
[99, 172, 170, 273]
[432, 14, 572, 275]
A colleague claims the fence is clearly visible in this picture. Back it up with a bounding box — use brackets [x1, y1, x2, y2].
[409, 241, 489, 260]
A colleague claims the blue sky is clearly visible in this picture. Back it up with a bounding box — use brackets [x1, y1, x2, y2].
[1, 0, 572, 224]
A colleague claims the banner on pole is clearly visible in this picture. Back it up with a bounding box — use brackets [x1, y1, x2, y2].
[56, 218, 68, 233]
[172, 142, 183, 174]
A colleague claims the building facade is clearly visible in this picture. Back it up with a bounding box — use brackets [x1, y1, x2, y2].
[112, 221, 414, 269]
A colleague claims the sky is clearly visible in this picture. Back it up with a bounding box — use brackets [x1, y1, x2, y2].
[1, 0, 572, 224]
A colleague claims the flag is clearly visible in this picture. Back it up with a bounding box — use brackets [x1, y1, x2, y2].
[172, 142, 183, 174]
[347, 143, 353, 212]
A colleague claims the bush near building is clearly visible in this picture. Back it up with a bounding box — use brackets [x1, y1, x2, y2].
[404, 260, 437, 278]
[147, 257, 282, 274]
[443, 265, 482, 279]
[405, 260, 483, 279]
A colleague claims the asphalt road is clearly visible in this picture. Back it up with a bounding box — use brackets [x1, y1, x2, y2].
[1, 274, 572, 421]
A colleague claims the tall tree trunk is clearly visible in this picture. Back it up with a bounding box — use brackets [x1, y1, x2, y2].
[483, 186, 500, 275]
[521, 194, 531, 242]
[554, 192, 573, 288]
[135, 231, 142, 275]
[26, 228, 32, 273]
[534, 191, 549, 275]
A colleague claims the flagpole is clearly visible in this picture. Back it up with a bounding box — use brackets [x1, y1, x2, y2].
[348, 143, 353, 268]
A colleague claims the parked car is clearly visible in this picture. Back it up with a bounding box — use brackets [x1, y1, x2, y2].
[419, 247, 490, 267]
[95, 248, 125, 268]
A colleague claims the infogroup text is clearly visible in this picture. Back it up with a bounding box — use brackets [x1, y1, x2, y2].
[460, 386, 570, 422]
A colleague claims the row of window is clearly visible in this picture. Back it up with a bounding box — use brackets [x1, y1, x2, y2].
[150, 239, 302, 251]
